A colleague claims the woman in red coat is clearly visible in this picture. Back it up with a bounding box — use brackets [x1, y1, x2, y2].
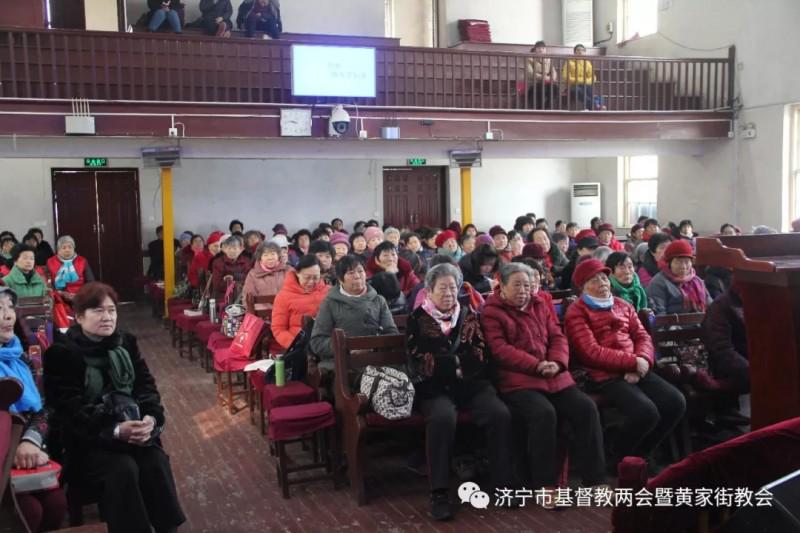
[365, 241, 420, 297]
[271, 254, 329, 349]
[47, 236, 94, 299]
[481, 262, 606, 502]
[210, 234, 252, 302]
[564, 259, 686, 471]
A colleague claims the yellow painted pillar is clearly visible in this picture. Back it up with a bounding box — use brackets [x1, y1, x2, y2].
[161, 167, 175, 316]
[460, 166, 472, 225]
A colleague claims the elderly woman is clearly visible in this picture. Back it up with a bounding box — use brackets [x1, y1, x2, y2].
[365, 241, 420, 297]
[329, 232, 350, 262]
[270, 254, 328, 350]
[288, 230, 311, 267]
[646, 240, 711, 315]
[482, 263, 605, 500]
[243, 241, 290, 310]
[46, 235, 94, 301]
[434, 230, 464, 262]
[489, 226, 512, 262]
[348, 232, 368, 261]
[507, 230, 525, 258]
[310, 255, 398, 371]
[0, 287, 67, 532]
[211, 234, 252, 302]
[2, 244, 49, 298]
[637, 232, 672, 288]
[189, 231, 222, 290]
[565, 260, 686, 471]
[459, 243, 499, 295]
[529, 228, 569, 281]
[363, 227, 384, 254]
[606, 252, 649, 312]
[384, 227, 401, 248]
[308, 240, 336, 286]
[407, 264, 513, 521]
[44, 283, 185, 533]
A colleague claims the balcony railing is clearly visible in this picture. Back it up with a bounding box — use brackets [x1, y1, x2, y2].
[0, 28, 734, 112]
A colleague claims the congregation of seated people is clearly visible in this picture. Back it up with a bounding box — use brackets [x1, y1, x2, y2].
[5, 212, 796, 528]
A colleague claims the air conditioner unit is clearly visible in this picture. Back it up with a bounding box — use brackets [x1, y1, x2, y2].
[571, 182, 601, 228]
[141, 146, 181, 168]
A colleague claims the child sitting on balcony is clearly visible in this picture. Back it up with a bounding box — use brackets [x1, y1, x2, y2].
[562, 43, 596, 110]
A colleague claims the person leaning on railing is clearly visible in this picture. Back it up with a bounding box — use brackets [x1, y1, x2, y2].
[561, 43, 596, 110]
[526, 41, 559, 109]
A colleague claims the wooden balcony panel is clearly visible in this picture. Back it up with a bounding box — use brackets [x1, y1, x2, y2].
[0, 27, 734, 114]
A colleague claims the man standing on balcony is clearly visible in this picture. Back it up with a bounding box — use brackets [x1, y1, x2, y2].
[147, 0, 183, 33]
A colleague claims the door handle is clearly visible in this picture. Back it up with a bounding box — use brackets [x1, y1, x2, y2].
[100, 223, 105, 233]
[92, 224, 97, 234]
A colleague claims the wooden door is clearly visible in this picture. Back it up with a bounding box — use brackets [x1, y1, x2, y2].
[383, 166, 447, 230]
[52, 169, 142, 301]
[52, 170, 101, 281]
[96, 171, 142, 301]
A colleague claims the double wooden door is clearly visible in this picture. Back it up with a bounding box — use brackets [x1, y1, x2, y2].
[383, 166, 447, 230]
[51, 169, 142, 301]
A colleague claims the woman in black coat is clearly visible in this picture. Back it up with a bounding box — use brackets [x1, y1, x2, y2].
[44, 282, 184, 533]
[199, 0, 233, 36]
[457, 243, 499, 295]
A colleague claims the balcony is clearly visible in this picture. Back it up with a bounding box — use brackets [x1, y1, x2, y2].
[0, 27, 734, 141]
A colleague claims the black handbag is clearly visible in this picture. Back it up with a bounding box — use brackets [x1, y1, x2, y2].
[264, 318, 315, 384]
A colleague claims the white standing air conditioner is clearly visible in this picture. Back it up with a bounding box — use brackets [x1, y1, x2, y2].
[571, 182, 601, 228]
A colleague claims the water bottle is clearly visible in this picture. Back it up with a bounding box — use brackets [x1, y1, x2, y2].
[275, 356, 285, 387]
[208, 298, 217, 323]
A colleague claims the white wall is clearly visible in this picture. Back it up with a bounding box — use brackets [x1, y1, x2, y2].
[593, 0, 800, 231]
[440, 0, 546, 47]
[0, 155, 584, 247]
[125, 0, 386, 36]
[392, 0, 434, 47]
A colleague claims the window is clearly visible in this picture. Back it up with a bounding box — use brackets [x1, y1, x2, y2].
[621, 155, 658, 226]
[790, 106, 800, 226]
[619, 0, 658, 42]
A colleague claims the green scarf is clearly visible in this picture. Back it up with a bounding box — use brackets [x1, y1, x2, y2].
[84, 345, 135, 401]
[610, 274, 649, 311]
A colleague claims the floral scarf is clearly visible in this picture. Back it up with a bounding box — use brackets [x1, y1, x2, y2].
[660, 266, 708, 312]
[421, 296, 461, 335]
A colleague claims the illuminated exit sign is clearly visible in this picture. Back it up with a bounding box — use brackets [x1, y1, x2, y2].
[84, 157, 108, 167]
[407, 158, 427, 166]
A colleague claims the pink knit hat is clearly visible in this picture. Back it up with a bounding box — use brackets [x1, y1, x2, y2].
[329, 231, 350, 249]
[363, 227, 384, 243]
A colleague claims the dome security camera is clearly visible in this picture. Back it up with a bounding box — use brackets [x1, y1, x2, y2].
[328, 104, 351, 137]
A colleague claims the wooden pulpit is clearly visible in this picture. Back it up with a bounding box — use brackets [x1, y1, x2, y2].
[696, 233, 800, 429]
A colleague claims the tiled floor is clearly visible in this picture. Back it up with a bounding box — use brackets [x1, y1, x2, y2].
[133, 304, 613, 532]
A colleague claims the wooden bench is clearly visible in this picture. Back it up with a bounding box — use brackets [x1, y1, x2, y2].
[638, 309, 714, 457]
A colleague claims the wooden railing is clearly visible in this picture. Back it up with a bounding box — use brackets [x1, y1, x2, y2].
[0, 27, 735, 112]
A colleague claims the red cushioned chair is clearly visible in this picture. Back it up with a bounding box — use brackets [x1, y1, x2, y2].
[258, 380, 317, 437]
[174, 312, 208, 360]
[167, 299, 194, 347]
[612, 417, 800, 533]
[268, 402, 337, 498]
[193, 320, 220, 370]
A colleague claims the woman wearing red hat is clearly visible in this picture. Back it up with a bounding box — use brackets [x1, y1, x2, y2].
[434, 230, 464, 262]
[565, 259, 686, 472]
[646, 240, 711, 315]
[596, 223, 624, 252]
[189, 231, 223, 290]
[483, 262, 607, 503]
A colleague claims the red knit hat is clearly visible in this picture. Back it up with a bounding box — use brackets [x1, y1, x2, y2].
[207, 231, 224, 246]
[521, 242, 546, 259]
[575, 229, 597, 241]
[489, 225, 507, 237]
[435, 230, 458, 248]
[597, 223, 615, 235]
[664, 240, 694, 263]
[572, 258, 611, 289]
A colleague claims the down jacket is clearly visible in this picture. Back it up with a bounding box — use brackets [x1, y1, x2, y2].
[270, 270, 329, 349]
[564, 297, 654, 384]
[481, 292, 574, 394]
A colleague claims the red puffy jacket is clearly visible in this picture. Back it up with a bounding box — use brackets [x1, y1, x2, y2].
[271, 271, 329, 349]
[481, 292, 574, 394]
[564, 297, 654, 383]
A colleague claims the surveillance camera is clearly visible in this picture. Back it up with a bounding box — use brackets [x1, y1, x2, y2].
[328, 104, 351, 137]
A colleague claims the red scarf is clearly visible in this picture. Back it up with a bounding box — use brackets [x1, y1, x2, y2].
[660, 266, 707, 312]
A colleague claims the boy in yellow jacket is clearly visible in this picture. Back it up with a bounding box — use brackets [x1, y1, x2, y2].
[561, 43, 595, 110]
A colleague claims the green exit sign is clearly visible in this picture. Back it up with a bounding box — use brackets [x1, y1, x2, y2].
[84, 157, 108, 168]
[407, 158, 427, 166]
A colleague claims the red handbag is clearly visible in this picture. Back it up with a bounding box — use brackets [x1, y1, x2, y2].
[229, 313, 265, 357]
